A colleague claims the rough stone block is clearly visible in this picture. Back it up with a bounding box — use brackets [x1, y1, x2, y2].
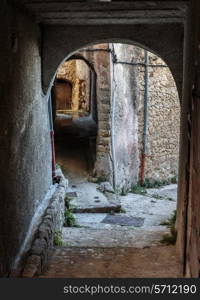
[22, 255, 41, 277]
[22, 264, 38, 278]
[31, 238, 48, 256]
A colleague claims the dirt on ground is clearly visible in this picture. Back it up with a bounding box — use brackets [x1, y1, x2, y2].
[38, 245, 181, 278]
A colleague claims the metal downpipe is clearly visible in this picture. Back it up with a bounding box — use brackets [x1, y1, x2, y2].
[140, 50, 149, 185]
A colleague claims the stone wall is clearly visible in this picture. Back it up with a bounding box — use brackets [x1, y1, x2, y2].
[0, 1, 52, 276]
[80, 44, 114, 183]
[137, 49, 180, 182]
[21, 169, 67, 278]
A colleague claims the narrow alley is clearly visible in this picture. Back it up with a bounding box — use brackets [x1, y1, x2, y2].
[33, 42, 182, 278]
[33, 73, 180, 278]
[1, 1, 200, 283]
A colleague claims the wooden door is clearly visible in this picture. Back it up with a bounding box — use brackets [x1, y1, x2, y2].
[55, 82, 72, 111]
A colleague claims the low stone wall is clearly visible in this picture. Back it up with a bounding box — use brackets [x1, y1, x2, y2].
[21, 169, 67, 277]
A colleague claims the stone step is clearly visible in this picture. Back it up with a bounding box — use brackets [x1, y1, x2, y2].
[66, 182, 121, 213]
[62, 226, 169, 248]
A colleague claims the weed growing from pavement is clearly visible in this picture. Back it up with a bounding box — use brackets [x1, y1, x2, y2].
[160, 211, 177, 245]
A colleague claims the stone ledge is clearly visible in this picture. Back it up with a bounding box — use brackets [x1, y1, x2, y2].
[21, 168, 67, 278]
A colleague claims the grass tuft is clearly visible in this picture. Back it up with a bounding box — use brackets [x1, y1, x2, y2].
[160, 210, 177, 245]
[54, 231, 63, 246]
[64, 193, 79, 227]
[64, 210, 79, 227]
[130, 184, 147, 195]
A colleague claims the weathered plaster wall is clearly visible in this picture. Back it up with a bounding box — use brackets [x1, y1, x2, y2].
[0, 2, 52, 276]
[111, 44, 140, 192]
[108, 44, 180, 188]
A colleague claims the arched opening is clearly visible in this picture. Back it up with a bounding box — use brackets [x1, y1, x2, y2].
[52, 57, 97, 182]
[47, 42, 181, 277]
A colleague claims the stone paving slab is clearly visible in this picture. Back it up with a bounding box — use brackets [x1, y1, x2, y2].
[67, 182, 121, 213]
[73, 188, 177, 230]
[119, 191, 177, 228]
[102, 215, 145, 227]
[145, 184, 177, 201]
[62, 227, 169, 248]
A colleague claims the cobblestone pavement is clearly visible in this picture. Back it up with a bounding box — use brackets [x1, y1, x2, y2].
[38, 246, 181, 278]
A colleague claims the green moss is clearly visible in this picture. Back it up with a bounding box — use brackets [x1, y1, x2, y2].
[64, 192, 79, 227]
[166, 197, 174, 201]
[130, 184, 147, 195]
[151, 193, 163, 200]
[143, 178, 171, 188]
[65, 195, 74, 207]
[142, 177, 178, 188]
[120, 187, 128, 196]
[96, 176, 107, 184]
[54, 231, 63, 246]
[64, 209, 79, 227]
[160, 232, 177, 245]
[171, 176, 178, 184]
[119, 207, 126, 213]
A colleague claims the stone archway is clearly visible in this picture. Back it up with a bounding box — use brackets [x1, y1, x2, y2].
[42, 24, 183, 99]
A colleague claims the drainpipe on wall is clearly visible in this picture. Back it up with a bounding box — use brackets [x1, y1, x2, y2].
[110, 43, 117, 191]
[140, 50, 149, 186]
[48, 92, 56, 178]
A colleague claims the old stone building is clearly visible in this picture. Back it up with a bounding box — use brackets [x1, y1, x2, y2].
[0, 0, 200, 280]
[53, 43, 180, 193]
[55, 59, 91, 114]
